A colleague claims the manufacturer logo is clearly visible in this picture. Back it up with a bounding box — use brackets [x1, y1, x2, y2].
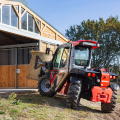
[102, 80, 109, 83]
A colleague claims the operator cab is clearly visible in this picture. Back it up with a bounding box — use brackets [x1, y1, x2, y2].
[70, 40, 99, 69]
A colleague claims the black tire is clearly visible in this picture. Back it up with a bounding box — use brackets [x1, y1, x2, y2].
[38, 76, 56, 97]
[66, 82, 82, 109]
[101, 90, 117, 113]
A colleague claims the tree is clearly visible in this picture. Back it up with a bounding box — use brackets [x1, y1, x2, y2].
[65, 16, 120, 68]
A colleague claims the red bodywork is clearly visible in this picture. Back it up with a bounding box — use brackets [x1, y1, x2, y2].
[50, 70, 58, 84]
[50, 70, 70, 95]
[59, 81, 70, 95]
[70, 40, 99, 49]
[58, 70, 113, 103]
[100, 72, 110, 88]
[91, 68, 112, 103]
[91, 86, 113, 103]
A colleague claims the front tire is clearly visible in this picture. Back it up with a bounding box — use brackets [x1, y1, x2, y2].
[38, 76, 56, 97]
[66, 82, 82, 109]
[101, 90, 117, 113]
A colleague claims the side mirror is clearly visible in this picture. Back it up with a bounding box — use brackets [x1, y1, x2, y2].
[46, 47, 54, 55]
[46, 48, 50, 54]
[57, 44, 59, 47]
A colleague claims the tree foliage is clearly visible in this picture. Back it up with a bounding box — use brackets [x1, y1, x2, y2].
[65, 16, 120, 70]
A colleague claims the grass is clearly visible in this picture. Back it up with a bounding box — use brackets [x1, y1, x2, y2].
[0, 92, 120, 120]
[117, 95, 120, 103]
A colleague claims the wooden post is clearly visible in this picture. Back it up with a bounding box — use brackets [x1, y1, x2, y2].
[18, 5, 21, 29]
[33, 16, 41, 34]
[15, 48, 17, 89]
[55, 33, 57, 40]
[40, 22, 42, 36]
[12, 5, 19, 17]
[39, 40, 41, 51]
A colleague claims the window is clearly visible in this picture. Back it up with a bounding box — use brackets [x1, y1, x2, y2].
[74, 46, 90, 66]
[54, 48, 63, 68]
[17, 47, 38, 65]
[2, 5, 10, 25]
[0, 49, 15, 65]
[53, 47, 70, 68]
[28, 14, 33, 32]
[1, 5, 41, 34]
[11, 6, 18, 27]
[21, 12, 27, 30]
[2, 5, 18, 27]
[59, 48, 70, 68]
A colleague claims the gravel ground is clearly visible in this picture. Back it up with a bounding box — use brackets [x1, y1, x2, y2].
[79, 89, 120, 120]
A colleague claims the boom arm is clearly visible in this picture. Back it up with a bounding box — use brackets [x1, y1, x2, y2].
[34, 55, 46, 69]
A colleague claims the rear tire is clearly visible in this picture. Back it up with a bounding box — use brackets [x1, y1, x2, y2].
[66, 82, 82, 109]
[101, 90, 117, 113]
[38, 76, 56, 97]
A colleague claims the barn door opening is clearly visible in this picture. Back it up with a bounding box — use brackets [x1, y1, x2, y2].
[0, 49, 16, 88]
[17, 47, 38, 88]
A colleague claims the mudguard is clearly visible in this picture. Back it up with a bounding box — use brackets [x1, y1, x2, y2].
[70, 76, 82, 84]
[109, 83, 119, 91]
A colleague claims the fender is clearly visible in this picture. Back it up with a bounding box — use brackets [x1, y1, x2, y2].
[109, 83, 119, 91]
[70, 76, 82, 84]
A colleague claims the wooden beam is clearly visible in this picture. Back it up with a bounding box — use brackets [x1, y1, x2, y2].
[18, 5, 21, 29]
[33, 16, 41, 34]
[0, 0, 19, 5]
[40, 22, 43, 36]
[12, 5, 19, 17]
[55, 33, 57, 40]
[21, 9, 26, 17]
[40, 21, 42, 30]
[0, 3, 3, 8]
[42, 25, 46, 32]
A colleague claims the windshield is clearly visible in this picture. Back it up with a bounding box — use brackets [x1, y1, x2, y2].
[74, 46, 90, 66]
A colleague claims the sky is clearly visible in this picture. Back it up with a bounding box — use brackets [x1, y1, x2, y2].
[25, 0, 120, 35]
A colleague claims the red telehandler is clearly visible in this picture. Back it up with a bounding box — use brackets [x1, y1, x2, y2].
[33, 40, 119, 113]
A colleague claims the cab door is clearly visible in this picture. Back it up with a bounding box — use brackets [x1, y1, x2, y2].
[50, 44, 71, 91]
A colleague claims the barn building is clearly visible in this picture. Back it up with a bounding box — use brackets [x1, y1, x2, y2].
[0, 0, 68, 88]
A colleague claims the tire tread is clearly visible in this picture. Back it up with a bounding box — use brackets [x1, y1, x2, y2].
[66, 82, 82, 109]
[101, 90, 117, 113]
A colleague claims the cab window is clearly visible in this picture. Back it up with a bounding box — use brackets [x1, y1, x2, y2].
[53, 47, 70, 68]
[74, 46, 90, 66]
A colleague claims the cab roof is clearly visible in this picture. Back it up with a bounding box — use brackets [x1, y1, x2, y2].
[70, 40, 99, 49]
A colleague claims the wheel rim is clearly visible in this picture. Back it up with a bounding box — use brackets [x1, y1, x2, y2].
[41, 79, 50, 92]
